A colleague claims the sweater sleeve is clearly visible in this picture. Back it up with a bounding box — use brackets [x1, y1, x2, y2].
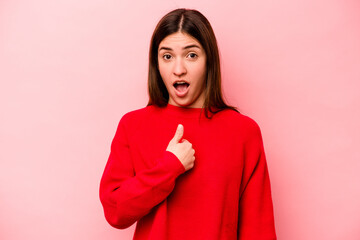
[237, 120, 277, 239]
[99, 115, 186, 229]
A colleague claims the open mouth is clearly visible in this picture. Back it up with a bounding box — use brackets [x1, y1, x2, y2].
[173, 81, 190, 93]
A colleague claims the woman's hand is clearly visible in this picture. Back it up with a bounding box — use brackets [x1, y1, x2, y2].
[166, 124, 195, 171]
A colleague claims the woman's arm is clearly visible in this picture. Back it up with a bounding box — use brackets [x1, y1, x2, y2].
[99, 116, 186, 229]
[237, 120, 277, 239]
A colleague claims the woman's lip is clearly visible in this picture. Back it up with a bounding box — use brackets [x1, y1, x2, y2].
[174, 84, 190, 97]
[173, 79, 189, 84]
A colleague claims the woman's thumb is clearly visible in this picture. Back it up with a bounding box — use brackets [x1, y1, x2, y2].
[171, 124, 184, 143]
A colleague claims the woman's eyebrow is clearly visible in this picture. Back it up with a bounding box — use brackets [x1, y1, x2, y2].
[158, 44, 201, 52]
[158, 46, 172, 51]
[183, 44, 201, 50]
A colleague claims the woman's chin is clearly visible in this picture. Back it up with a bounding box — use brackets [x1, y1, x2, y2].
[169, 98, 203, 108]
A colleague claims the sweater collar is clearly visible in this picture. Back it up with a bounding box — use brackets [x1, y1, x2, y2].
[159, 103, 205, 119]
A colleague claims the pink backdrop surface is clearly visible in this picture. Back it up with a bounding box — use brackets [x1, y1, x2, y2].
[1, 0, 360, 239]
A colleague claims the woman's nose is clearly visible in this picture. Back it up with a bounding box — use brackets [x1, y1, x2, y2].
[173, 59, 187, 76]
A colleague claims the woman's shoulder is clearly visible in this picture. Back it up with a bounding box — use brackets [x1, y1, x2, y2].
[216, 108, 262, 136]
[120, 105, 157, 124]
[114, 105, 158, 139]
[218, 108, 259, 126]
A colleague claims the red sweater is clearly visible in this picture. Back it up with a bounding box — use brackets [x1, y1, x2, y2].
[99, 104, 276, 239]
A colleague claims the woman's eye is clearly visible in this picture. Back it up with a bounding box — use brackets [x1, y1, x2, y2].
[163, 54, 172, 60]
[188, 53, 198, 59]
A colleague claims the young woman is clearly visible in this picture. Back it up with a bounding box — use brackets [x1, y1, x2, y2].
[100, 8, 277, 240]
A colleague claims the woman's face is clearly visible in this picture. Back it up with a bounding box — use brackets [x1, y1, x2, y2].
[158, 32, 207, 108]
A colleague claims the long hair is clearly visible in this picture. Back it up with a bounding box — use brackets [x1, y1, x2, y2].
[147, 8, 238, 118]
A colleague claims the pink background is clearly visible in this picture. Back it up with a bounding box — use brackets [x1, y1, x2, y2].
[1, 0, 359, 239]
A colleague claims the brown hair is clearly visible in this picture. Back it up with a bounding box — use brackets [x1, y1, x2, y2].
[147, 8, 238, 118]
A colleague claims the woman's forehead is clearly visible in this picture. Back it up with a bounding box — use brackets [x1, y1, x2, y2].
[158, 32, 202, 50]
